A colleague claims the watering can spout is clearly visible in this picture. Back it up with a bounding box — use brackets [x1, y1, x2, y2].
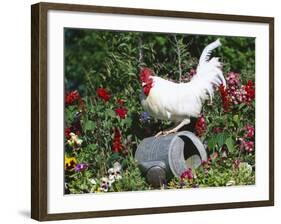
[138, 161, 167, 188]
[138, 161, 166, 174]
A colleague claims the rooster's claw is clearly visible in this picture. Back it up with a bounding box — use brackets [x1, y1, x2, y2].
[154, 131, 163, 137]
[154, 130, 177, 137]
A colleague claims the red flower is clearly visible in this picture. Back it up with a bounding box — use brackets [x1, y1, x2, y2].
[195, 115, 207, 137]
[242, 80, 255, 103]
[112, 128, 122, 153]
[65, 90, 81, 105]
[115, 107, 128, 119]
[65, 127, 71, 139]
[65, 126, 81, 140]
[97, 88, 110, 102]
[219, 84, 231, 112]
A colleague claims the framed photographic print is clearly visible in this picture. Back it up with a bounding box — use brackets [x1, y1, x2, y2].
[31, 2, 274, 221]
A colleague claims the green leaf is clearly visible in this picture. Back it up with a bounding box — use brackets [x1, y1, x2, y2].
[225, 137, 235, 153]
[208, 136, 217, 150]
[216, 133, 227, 148]
[87, 144, 97, 151]
[124, 117, 132, 126]
[65, 106, 77, 124]
[84, 120, 96, 130]
[121, 158, 129, 169]
[238, 103, 246, 110]
[108, 153, 121, 166]
[233, 115, 239, 124]
[105, 108, 115, 118]
[112, 153, 121, 160]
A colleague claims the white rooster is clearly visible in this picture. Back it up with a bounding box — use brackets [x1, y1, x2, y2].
[140, 39, 226, 136]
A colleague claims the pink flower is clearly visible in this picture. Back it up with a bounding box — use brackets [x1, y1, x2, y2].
[239, 138, 254, 152]
[180, 168, 193, 180]
[244, 124, 255, 138]
[244, 141, 254, 152]
[225, 72, 255, 105]
[226, 72, 240, 87]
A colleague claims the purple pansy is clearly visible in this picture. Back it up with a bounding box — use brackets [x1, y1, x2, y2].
[74, 163, 88, 172]
[140, 111, 150, 122]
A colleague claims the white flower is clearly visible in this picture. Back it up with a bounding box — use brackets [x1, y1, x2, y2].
[113, 162, 121, 171]
[107, 162, 122, 184]
[100, 177, 109, 192]
[108, 168, 115, 180]
[113, 162, 122, 180]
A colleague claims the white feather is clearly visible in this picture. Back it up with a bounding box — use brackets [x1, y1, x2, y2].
[141, 39, 226, 122]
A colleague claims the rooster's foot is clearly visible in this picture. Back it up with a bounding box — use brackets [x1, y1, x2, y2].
[155, 131, 164, 137]
[154, 118, 191, 138]
[154, 129, 177, 137]
[162, 129, 177, 136]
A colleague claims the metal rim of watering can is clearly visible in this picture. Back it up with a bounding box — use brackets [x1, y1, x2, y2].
[168, 131, 207, 177]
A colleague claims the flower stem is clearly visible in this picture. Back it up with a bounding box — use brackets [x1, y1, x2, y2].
[174, 35, 182, 82]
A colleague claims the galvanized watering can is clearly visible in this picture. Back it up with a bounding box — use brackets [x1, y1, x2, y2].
[135, 131, 207, 187]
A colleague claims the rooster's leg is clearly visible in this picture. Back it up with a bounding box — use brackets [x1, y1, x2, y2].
[155, 118, 190, 137]
[163, 118, 190, 136]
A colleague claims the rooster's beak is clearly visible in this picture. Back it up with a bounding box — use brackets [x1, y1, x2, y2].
[142, 82, 147, 87]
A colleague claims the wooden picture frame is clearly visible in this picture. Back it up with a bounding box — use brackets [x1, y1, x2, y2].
[31, 2, 274, 221]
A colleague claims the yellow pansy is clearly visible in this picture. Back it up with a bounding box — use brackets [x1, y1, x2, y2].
[64, 156, 77, 171]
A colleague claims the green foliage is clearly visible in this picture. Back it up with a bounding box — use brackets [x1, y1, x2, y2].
[169, 154, 254, 188]
[111, 157, 149, 192]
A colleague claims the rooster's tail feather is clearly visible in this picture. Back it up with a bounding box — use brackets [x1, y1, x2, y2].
[194, 39, 226, 103]
[199, 39, 221, 65]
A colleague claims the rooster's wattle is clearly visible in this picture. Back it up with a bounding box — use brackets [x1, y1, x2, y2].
[140, 39, 226, 136]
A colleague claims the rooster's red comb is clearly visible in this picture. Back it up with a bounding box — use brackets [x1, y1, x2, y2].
[140, 67, 153, 82]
